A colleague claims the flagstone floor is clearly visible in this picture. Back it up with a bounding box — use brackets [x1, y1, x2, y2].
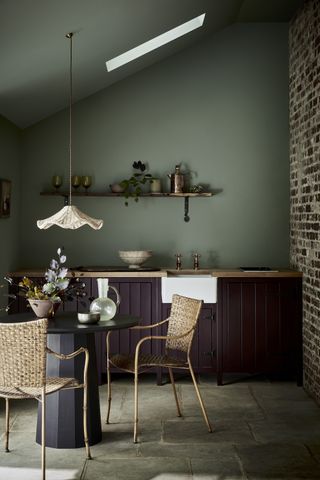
[1, 375, 320, 479]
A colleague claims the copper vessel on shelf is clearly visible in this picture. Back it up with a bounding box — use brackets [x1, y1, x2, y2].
[168, 165, 185, 193]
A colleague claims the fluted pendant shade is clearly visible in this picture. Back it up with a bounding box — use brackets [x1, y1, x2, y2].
[37, 32, 103, 231]
[37, 205, 103, 230]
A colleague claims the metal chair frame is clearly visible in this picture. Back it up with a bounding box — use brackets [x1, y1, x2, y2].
[0, 319, 91, 480]
[106, 294, 213, 443]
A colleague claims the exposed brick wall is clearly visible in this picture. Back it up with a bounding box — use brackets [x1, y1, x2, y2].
[290, 0, 320, 402]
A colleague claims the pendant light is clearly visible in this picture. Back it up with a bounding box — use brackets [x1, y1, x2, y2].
[37, 33, 103, 230]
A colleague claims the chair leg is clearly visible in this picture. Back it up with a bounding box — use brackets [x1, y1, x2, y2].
[106, 331, 112, 424]
[188, 360, 212, 433]
[83, 383, 92, 459]
[168, 368, 182, 417]
[133, 370, 139, 443]
[106, 358, 112, 424]
[5, 398, 10, 452]
[41, 389, 46, 480]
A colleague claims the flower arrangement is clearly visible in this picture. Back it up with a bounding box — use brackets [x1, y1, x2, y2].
[19, 248, 69, 302]
[4, 248, 86, 314]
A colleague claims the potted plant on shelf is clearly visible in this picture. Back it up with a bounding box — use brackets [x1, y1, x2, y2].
[4, 248, 86, 317]
[119, 161, 155, 206]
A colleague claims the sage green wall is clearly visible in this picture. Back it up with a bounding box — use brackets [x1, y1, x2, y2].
[20, 23, 289, 269]
[0, 116, 21, 314]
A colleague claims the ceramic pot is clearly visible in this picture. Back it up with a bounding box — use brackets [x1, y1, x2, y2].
[150, 178, 161, 193]
[28, 299, 61, 318]
[110, 183, 124, 193]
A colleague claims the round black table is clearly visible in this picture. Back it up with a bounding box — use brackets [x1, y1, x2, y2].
[5, 312, 139, 448]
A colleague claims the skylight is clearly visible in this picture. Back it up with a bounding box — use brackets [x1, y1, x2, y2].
[106, 13, 206, 72]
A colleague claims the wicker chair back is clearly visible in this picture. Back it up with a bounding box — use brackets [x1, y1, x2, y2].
[166, 294, 202, 353]
[0, 318, 47, 388]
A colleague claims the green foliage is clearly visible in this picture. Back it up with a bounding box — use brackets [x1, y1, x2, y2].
[120, 162, 154, 206]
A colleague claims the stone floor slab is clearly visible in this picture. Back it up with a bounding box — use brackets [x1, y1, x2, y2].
[0, 432, 86, 479]
[138, 441, 237, 459]
[248, 419, 320, 444]
[163, 419, 255, 445]
[190, 457, 244, 479]
[236, 443, 320, 479]
[83, 456, 192, 480]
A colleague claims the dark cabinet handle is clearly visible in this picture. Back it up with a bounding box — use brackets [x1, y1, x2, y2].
[204, 314, 215, 321]
[203, 350, 215, 357]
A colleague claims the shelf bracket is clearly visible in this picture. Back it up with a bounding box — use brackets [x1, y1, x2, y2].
[184, 197, 190, 222]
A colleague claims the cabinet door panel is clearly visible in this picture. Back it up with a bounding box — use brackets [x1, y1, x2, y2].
[128, 282, 152, 355]
[90, 278, 159, 379]
[265, 282, 281, 370]
[220, 277, 302, 383]
[117, 282, 130, 356]
[242, 283, 256, 372]
[255, 283, 267, 371]
[198, 307, 216, 372]
[223, 283, 242, 371]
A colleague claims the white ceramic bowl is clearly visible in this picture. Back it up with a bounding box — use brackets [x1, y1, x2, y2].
[118, 250, 152, 269]
[77, 312, 100, 324]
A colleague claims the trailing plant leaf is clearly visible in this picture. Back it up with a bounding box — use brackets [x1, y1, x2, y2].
[119, 162, 155, 205]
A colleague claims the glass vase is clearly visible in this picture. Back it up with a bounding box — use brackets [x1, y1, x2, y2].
[90, 278, 120, 320]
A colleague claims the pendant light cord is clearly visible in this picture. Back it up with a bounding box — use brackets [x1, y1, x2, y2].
[67, 32, 73, 206]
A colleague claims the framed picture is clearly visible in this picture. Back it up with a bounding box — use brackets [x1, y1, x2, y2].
[0, 179, 12, 218]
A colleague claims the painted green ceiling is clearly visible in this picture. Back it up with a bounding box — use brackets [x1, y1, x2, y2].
[0, 0, 302, 128]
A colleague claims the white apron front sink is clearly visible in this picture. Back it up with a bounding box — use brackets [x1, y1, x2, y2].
[161, 275, 217, 303]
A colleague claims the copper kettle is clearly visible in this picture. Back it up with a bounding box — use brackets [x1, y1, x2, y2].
[168, 165, 185, 193]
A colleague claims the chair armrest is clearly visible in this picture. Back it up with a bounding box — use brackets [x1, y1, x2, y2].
[130, 317, 170, 331]
[46, 346, 88, 360]
[46, 347, 89, 386]
[133, 326, 195, 371]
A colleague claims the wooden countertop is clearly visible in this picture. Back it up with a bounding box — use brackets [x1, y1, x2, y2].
[8, 268, 302, 278]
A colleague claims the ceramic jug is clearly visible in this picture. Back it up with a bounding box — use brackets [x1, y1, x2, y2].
[90, 278, 120, 320]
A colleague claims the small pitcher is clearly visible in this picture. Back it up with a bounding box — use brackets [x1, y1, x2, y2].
[90, 278, 120, 320]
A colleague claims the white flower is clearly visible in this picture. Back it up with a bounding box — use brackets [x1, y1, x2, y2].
[50, 259, 59, 270]
[58, 267, 68, 279]
[57, 248, 62, 255]
[45, 269, 57, 282]
[60, 255, 67, 264]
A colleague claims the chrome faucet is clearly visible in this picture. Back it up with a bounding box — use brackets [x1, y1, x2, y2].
[175, 253, 182, 270]
[192, 253, 201, 270]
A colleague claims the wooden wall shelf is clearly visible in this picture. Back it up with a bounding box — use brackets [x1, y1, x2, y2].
[40, 192, 213, 198]
[40, 191, 214, 222]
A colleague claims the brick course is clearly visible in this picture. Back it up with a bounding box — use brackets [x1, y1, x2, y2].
[290, 0, 320, 402]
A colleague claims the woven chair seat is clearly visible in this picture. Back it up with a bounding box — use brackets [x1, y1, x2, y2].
[0, 376, 79, 399]
[110, 353, 187, 373]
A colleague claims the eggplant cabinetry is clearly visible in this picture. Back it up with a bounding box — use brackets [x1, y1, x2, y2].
[216, 277, 302, 385]
[8, 273, 302, 386]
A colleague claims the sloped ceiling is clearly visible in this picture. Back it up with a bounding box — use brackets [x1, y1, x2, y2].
[0, 0, 302, 128]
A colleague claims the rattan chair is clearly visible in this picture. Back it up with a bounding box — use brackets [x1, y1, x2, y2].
[0, 318, 91, 480]
[106, 294, 213, 443]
